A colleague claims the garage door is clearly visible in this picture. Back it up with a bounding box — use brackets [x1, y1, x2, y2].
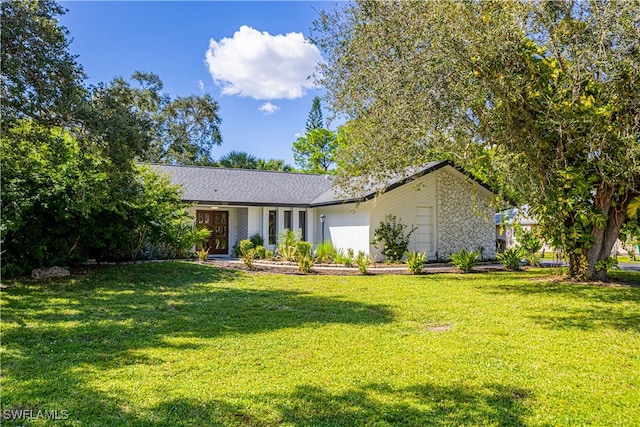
[416, 206, 434, 253]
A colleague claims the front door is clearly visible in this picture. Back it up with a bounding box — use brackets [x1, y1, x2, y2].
[196, 210, 229, 254]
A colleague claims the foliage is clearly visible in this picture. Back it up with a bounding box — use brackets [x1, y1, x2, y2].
[497, 248, 524, 271]
[196, 248, 209, 262]
[354, 250, 374, 274]
[277, 229, 300, 262]
[263, 249, 275, 261]
[524, 252, 542, 268]
[292, 96, 338, 173]
[372, 215, 416, 262]
[255, 245, 266, 260]
[405, 251, 428, 274]
[218, 151, 293, 171]
[516, 228, 543, 255]
[239, 239, 257, 270]
[620, 220, 640, 261]
[333, 249, 354, 266]
[595, 257, 619, 273]
[315, 241, 337, 264]
[293, 129, 339, 173]
[249, 232, 264, 248]
[296, 241, 314, 274]
[218, 150, 258, 169]
[313, 0, 640, 281]
[0, 3, 224, 274]
[450, 249, 479, 272]
[0, 121, 202, 275]
[0, 0, 86, 131]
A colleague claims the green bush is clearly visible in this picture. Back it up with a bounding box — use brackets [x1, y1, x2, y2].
[255, 245, 266, 259]
[355, 251, 374, 274]
[406, 251, 428, 274]
[524, 252, 542, 267]
[315, 241, 337, 263]
[249, 232, 264, 248]
[277, 229, 300, 261]
[497, 248, 523, 271]
[516, 228, 543, 254]
[264, 249, 275, 260]
[239, 239, 257, 270]
[450, 248, 479, 272]
[295, 241, 314, 273]
[334, 248, 354, 266]
[372, 214, 417, 262]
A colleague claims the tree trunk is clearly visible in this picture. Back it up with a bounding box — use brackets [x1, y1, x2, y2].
[583, 189, 632, 282]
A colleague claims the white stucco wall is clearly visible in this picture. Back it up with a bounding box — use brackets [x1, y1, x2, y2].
[367, 172, 438, 261]
[437, 168, 496, 260]
[313, 204, 370, 255]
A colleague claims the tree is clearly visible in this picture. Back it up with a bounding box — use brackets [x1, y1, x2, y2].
[312, 0, 640, 281]
[218, 151, 259, 169]
[87, 73, 223, 166]
[306, 96, 324, 131]
[154, 93, 222, 165]
[256, 158, 294, 172]
[1, 0, 86, 130]
[218, 151, 293, 171]
[0, 1, 216, 275]
[293, 97, 338, 173]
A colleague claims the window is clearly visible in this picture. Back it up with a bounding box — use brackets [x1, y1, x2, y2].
[268, 210, 277, 245]
[284, 210, 292, 231]
[299, 211, 306, 241]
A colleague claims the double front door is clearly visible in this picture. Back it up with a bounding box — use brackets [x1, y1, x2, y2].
[196, 210, 229, 254]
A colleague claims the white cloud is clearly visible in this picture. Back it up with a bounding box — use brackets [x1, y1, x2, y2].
[205, 25, 322, 100]
[259, 102, 280, 115]
[198, 80, 205, 93]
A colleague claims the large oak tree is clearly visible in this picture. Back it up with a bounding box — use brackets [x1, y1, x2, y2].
[313, 0, 640, 281]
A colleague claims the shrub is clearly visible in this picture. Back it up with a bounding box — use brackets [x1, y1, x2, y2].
[196, 247, 209, 262]
[315, 241, 337, 263]
[372, 214, 417, 262]
[354, 251, 374, 274]
[497, 248, 523, 271]
[263, 249, 275, 260]
[249, 232, 264, 248]
[333, 248, 353, 266]
[239, 239, 257, 270]
[295, 241, 314, 273]
[450, 248, 479, 272]
[277, 229, 300, 261]
[516, 228, 543, 255]
[255, 245, 266, 259]
[524, 252, 542, 267]
[406, 251, 428, 274]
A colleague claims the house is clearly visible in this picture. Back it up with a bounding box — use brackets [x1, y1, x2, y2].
[495, 208, 539, 251]
[495, 208, 631, 256]
[155, 160, 497, 261]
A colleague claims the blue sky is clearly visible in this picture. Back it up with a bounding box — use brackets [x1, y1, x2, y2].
[59, 1, 339, 165]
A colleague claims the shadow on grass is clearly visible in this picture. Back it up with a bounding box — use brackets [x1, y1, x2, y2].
[2, 262, 396, 424]
[486, 274, 640, 332]
[0, 381, 531, 426]
[148, 382, 531, 426]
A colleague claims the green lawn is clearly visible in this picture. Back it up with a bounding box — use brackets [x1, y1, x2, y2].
[2, 263, 639, 426]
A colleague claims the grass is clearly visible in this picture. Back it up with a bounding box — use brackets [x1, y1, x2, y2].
[2, 262, 639, 426]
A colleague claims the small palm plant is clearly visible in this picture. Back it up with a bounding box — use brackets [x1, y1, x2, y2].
[450, 248, 479, 272]
[406, 251, 428, 274]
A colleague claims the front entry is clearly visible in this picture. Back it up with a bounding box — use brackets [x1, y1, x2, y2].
[196, 210, 229, 254]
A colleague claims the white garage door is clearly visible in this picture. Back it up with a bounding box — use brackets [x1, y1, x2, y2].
[416, 206, 434, 253]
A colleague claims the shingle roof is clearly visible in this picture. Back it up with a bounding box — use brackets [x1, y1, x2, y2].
[153, 160, 480, 207]
[154, 165, 334, 206]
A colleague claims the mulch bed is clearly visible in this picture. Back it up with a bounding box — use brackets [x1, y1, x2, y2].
[206, 259, 505, 276]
